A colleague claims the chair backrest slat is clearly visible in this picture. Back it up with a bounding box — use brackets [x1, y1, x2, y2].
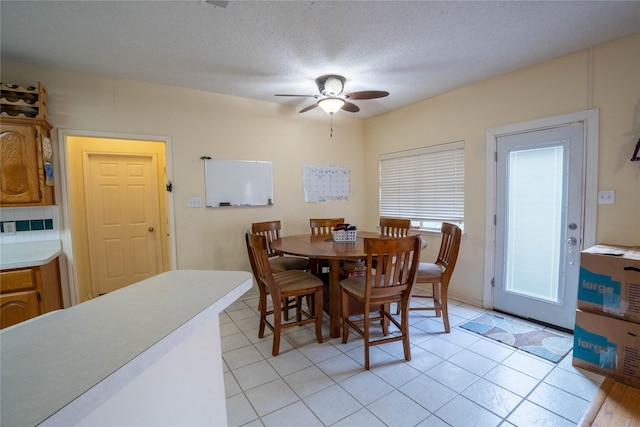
[379, 217, 411, 237]
[245, 232, 281, 300]
[364, 235, 421, 299]
[309, 218, 344, 236]
[252, 220, 282, 257]
[436, 222, 462, 281]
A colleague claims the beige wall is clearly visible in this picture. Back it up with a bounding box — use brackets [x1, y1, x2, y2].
[2, 62, 366, 302]
[591, 34, 640, 241]
[2, 32, 638, 306]
[364, 32, 640, 305]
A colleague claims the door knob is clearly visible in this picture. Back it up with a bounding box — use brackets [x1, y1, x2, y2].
[148, 227, 154, 232]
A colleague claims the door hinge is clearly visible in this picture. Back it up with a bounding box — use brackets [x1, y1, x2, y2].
[34, 129, 38, 137]
[491, 278, 495, 287]
[494, 215, 496, 225]
[37, 292, 42, 302]
[495, 151, 498, 161]
[166, 181, 173, 192]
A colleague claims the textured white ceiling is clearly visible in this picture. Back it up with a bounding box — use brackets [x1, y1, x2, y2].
[2, 1, 640, 118]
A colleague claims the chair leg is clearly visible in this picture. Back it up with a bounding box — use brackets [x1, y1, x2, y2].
[258, 292, 267, 339]
[296, 296, 303, 322]
[433, 283, 442, 317]
[441, 286, 450, 333]
[271, 298, 282, 356]
[400, 298, 412, 362]
[283, 297, 291, 320]
[306, 295, 313, 315]
[341, 291, 350, 344]
[363, 306, 371, 370]
[314, 290, 323, 343]
[381, 304, 389, 335]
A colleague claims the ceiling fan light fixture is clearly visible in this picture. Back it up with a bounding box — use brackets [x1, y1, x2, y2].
[318, 97, 345, 114]
[317, 74, 346, 96]
[323, 76, 344, 96]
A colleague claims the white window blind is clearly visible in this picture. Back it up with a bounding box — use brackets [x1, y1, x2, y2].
[379, 141, 464, 229]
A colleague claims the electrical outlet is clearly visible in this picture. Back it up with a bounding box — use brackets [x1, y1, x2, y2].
[597, 190, 615, 205]
[187, 197, 203, 208]
[3, 221, 16, 234]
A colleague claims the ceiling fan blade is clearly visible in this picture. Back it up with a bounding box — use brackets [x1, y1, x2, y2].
[342, 101, 360, 113]
[275, 94, 318, 98]
[299, 103, 318, 113]
[205, 0, 229, 8]
[345, 90, 389, 100]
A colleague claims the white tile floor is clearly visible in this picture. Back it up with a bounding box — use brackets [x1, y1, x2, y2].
[221, 296, 604, 427]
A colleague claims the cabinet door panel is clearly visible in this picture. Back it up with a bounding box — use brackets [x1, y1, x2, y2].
[40, 258, 63, 312]
[0, 124, 40, 203]
[0, 269, 36, 293]
[0, 291, 40, 328]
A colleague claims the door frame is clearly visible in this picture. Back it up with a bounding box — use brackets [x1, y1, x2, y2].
[483, 109, 599, 309]
[58, 129, 176, 306]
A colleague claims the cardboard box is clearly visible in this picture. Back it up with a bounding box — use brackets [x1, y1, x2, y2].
[573, 310, 640, 388]
[578, 245, 640, 323]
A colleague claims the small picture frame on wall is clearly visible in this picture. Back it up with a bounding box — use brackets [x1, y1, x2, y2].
[42, 136, 53, 161]
[44, 162, 54, 186]
[42, 136, 54, 186]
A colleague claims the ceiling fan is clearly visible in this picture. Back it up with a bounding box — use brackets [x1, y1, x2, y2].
[275, 74, 389, 115]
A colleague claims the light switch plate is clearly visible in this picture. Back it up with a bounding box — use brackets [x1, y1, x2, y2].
[187, 197, 203, 208]
[597, 190, 615, 205]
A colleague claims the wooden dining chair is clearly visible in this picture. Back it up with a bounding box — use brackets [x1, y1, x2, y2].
[309, 218, 345, 275]
[309, 217, 345, 235]
[379, 217, 411, 237]
[340, 235, 421, 369]
[351, 217, 411, 276]
[403, 222, 462, 333]
[252, 220, 310, 320]
[251, 220, 309, 273]
[340, 218, 412, 278]
[245, 233, 324, 356]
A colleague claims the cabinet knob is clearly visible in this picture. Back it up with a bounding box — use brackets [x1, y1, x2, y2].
[148, 227, 154, 232]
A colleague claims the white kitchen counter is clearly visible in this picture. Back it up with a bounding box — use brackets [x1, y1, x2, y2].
[0, 240, 62, 269]
[0, 269, 253, 426]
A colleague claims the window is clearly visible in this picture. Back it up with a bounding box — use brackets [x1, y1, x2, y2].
[379, 141, 464, 232]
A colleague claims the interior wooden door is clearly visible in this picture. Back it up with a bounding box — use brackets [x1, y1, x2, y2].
[84, 152, 162, 295]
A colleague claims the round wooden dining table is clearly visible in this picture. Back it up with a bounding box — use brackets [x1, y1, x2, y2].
[271, 231, 423, 338]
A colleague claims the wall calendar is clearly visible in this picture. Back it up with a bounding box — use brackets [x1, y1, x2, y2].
[303, 162, 350, 203]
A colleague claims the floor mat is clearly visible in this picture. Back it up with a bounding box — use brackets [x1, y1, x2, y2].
[459, 312, 573, 363]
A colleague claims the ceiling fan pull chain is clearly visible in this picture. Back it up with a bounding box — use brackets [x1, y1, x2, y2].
[330, 114, 334, 138]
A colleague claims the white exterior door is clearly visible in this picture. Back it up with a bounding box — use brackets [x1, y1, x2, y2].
[84, 152, 162, 295]
[493, 123, 584, 330]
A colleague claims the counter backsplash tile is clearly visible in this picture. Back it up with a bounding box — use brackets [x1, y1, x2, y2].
[0, 206, 60, 244]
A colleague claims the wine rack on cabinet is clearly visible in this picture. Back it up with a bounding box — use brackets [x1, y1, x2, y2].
[0, 82, 48, 120]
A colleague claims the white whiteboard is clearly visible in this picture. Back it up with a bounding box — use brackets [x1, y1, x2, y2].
[204, 159, 273, 207]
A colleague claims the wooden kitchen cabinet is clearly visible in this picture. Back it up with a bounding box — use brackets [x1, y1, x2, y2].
[0, 117, 54, 206]
[0, 258, 62, 329]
